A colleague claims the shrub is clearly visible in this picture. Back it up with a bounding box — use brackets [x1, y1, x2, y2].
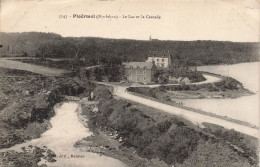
[155, 69, 206, 84]
[93, 85, 113, 100]
[87, 98, 202, 165]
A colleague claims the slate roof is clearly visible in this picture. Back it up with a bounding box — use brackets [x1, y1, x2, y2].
[148, 50, 171, 58]
[124, 62, 154, 69]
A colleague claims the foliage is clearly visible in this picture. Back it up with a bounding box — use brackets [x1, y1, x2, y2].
[84, 86, 257, 166]
[0, 32, 259, 67]
[203, 123, 258, 165]
[86, 96, 201, 165]
[127, 87, 158, 98]
[84, 66, 125, 82]
[214, 77, 243, 90]
[154, 69, 206, 84]
[92, 85, 113, 101]
[128, 76, 244, 99]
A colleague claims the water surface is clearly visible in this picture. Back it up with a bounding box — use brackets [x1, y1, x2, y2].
[181, 62, 259, 126]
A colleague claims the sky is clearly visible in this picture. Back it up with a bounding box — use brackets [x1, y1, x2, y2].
[0, 0, 259, 42]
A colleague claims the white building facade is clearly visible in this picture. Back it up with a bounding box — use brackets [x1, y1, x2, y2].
[146, 50, 172, 68]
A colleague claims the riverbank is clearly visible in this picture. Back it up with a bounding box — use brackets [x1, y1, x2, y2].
[126, 90, 257, 129]
[76, 99, 166, 167]
[166, 88, 253, 99]
[0, 67, 92, 149]
[182, 62, 260, 127]
[76, 88, 258, 167]
[0, 68, 54, 149]
[0, 145, 57, 167]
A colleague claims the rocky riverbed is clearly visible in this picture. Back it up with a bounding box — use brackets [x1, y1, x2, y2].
[0, 68, 92, 149]
[0, 67, 95, 166]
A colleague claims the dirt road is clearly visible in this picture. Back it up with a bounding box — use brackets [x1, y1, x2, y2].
[0, 58, 67, 76]
[97, 81, 259, 138]
[114, 86, 259, 138]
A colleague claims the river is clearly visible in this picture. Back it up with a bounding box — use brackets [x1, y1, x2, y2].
[1, 102, 126, 167]
[180, 62, 259, 126]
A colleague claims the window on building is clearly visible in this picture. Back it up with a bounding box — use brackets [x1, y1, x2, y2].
[161, 63, 164, 67]
[143, 77, 146, 81]
[136, 77, 139, 82]
[157, 63, 159, 66]
[157, 59, 159, 62]
[143, 67, 147, 75]
[130, 66, 133, 70]
[129, 70, 132, 74]
[162, 59, 164, 62]
[136, 66, 140, 75]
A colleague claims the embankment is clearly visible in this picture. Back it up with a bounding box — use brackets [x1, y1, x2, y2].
[78, 87, 258, 167]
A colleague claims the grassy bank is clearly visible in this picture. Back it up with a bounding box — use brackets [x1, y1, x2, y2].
[12, 58, 86, 70]
[78, 86, 258, 167]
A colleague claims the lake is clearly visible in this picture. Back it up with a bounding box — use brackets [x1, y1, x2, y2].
[180, 62, 259, 126]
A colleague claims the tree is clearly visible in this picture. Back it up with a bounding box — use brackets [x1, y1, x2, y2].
[37, 43, 51, 60]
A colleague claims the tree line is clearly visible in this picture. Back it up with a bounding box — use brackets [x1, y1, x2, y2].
[0, 32, 259, 66]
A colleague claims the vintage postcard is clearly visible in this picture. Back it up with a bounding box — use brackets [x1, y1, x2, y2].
[0, 0, 259, 167]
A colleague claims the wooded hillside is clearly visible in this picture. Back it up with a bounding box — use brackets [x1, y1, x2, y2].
[0, 32, 259, 66]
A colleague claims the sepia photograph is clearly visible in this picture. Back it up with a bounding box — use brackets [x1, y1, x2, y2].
[0, 0, 259, 166]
